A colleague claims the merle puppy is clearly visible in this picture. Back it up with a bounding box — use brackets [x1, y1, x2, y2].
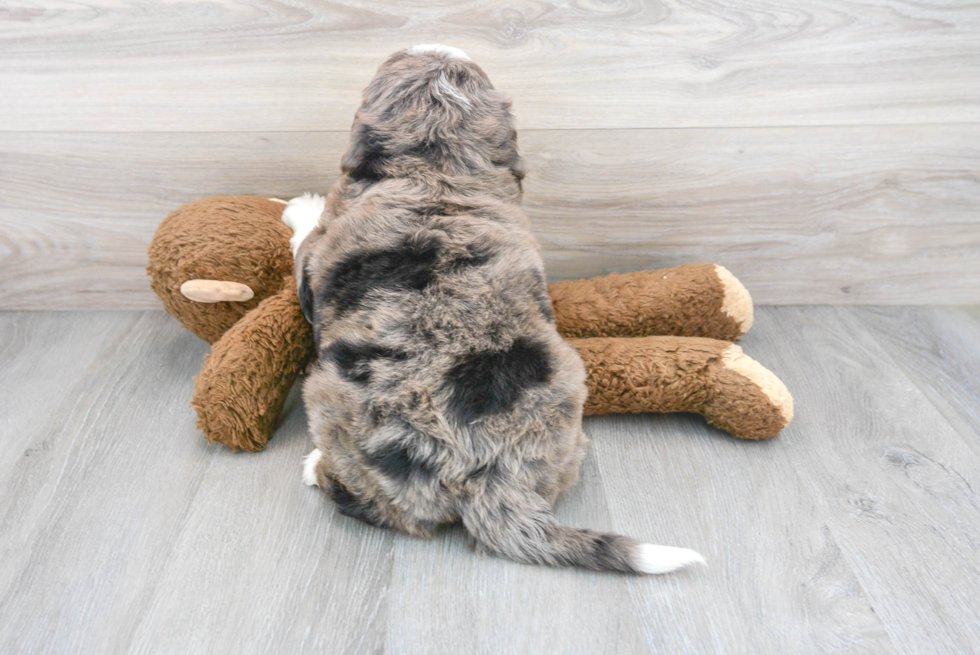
[285, 45, 703, 574]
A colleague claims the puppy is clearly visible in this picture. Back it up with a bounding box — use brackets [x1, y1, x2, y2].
[285, 45, 704, 574]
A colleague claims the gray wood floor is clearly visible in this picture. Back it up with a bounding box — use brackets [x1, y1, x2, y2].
[1, 306, 979, 654]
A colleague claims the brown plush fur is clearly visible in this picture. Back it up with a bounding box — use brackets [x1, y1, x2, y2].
[148, 196, 294, 344]
[146, 76, 792, 490]
[148, 196, 315, 452]
[148, 194, 792, 450]
[574, 337, 789, 439]
[193, 280, 315, 452]
[551, 265, 746, 341]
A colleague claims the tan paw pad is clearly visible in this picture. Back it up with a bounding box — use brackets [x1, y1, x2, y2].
[714, 265, 754, 335]
[721, 344, 793, 423]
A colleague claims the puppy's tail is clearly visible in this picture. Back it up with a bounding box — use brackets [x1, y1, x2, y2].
[458, 484, 705, 574]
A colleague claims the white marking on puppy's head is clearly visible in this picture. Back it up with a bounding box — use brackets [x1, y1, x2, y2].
[437, 72, 472, 109]
[407, 43, 472, 61]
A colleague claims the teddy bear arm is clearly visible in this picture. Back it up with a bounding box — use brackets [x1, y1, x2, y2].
[191, 279, 316, 452]
[549, 264, 753, 342]
[570, 335, 792, 440]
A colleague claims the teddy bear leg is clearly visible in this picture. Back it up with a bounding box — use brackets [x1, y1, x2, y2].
[548, 263, 753, 341]
[571, 336, 792, 440]
[192, 280, 316, 452]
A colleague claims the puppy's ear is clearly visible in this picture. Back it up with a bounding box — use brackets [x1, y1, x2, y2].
[497, 130, 525, 183]
[509, 152, 526, 181]
[294, 252, 315, 326]
[341, 120, 387, 182]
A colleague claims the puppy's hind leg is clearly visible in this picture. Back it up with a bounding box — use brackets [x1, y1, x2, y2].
[302, 448, 324, 488]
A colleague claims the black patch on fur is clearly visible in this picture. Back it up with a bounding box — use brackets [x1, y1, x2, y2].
[298, 262, 315, 325]
[467, 460, 504, 488]
[447, 244, 494, 273]
[592, 534, 623, 570]
[445, 337, 553, 422]
[367, 442, 435, 482]
[323, 340, 407, 384]
[327, 481, 383, 527]
[493, 129, 525, 185]
[405, 139, 446, 163]
[320, 235, 442, 317]
[589, 534, 633, 571]
[344, 126, 389, 182]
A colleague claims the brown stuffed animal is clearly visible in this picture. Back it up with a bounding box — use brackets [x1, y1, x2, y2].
[148, 196, 793, 452]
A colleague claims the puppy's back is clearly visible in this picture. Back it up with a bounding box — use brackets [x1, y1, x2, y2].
[297, 45, 704, 575]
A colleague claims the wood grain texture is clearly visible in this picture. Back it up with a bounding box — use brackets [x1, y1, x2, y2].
[752, 306, 980, 654]
[384, 454, 654, 654]
[851, 306, 980, 456]
[1, 0, 978, 131]
[0, 312, 212, 654]
[583, 413, 893, 653]
[3, 125, 978, 309]
[3, 307, 980, 653]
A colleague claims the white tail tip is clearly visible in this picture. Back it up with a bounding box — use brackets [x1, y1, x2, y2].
[633, 544, 706, 574]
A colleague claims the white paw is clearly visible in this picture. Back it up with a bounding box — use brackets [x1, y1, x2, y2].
[282, 193, 325, 257]
[303, 448, 323, 487]
[633, 544, 706, 574]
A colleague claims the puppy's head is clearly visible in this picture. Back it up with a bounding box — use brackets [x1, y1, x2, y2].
[342, 45, 524, 186]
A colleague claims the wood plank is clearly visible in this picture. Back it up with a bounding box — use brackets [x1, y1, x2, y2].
[383, 449, 653, 654]
[124, 393, 397, 655]
[574, 413, 894, 653]
[1, 1, 978, 131]
[851, 306, 980, 456]
[2, 125, 978, 309]
[526, 126, 980, 304]
[0, 131, 348, 311]
[751, 306, 980, 654]
[0, 311, 126, 471]
[0, 309, 899, 654]
[0, 312, 395, 654]
[3, 308, 979, 652]
[0, 311, 215, 654]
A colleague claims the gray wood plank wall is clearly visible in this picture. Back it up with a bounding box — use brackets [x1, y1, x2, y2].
[1, 1, 979, 308]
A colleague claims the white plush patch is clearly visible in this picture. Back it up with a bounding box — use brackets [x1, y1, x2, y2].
[267, 197, 288, 204]
[715, 265, 754, 334]
[633, 544, 706, 574]
[281, 193, 325, 257]
[407, 43, 471, 61]
[303, 449, 323, 487]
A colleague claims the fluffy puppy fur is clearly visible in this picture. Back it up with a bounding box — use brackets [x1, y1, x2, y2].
[292, 46, 703, 574]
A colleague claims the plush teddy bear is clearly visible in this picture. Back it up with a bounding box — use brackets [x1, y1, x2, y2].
[147, 196, 793, 452]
